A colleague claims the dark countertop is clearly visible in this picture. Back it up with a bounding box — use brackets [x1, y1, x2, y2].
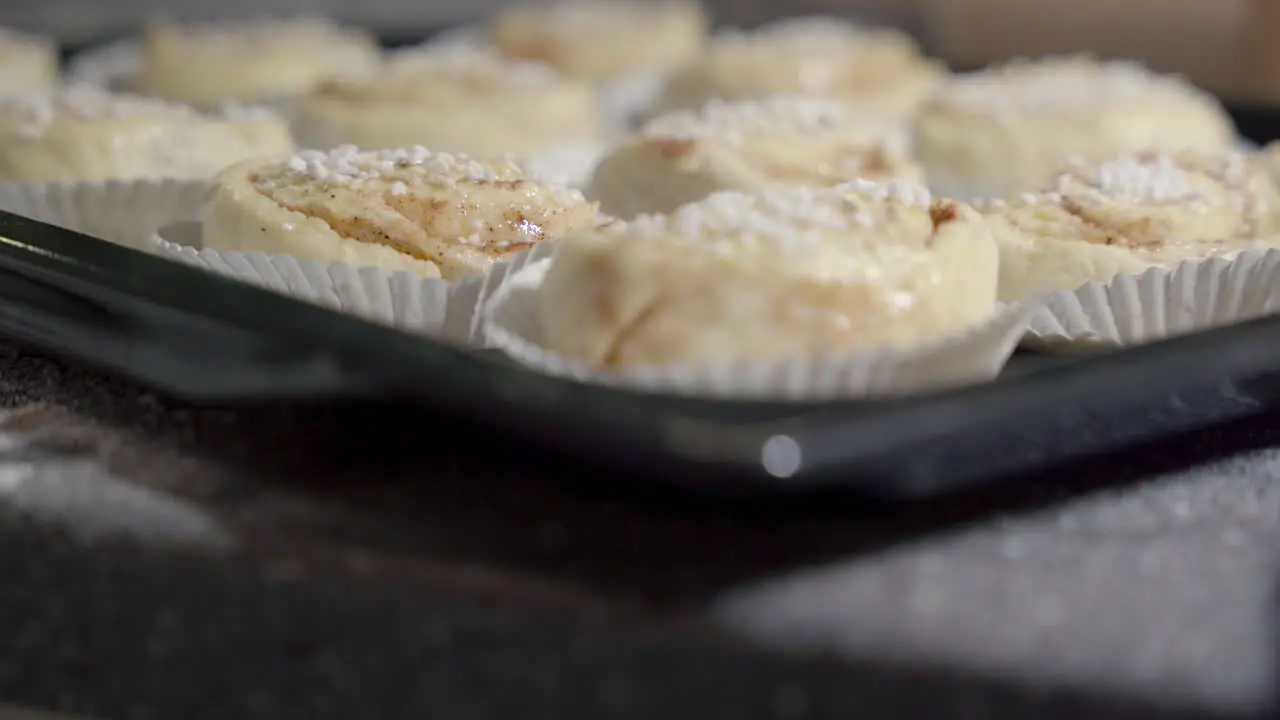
[0, 341, 1272, 719]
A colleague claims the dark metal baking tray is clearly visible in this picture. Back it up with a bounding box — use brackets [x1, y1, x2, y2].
[3, 203, 1280, 501]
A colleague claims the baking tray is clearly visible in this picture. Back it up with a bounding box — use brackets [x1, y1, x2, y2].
[4, 202, 1280, 500]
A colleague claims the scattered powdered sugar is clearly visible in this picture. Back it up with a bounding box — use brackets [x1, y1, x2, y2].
[212, 102, 281, 123]
[1073, 154, 1198, 203]
[277, 145, 508, 184]
[386, 44, 559, 88]
[1049, 151, 1254, 207]
[642, 95, 853, 143]
[263, 144, 586, 206]
[0, 86, 284, 138]
[944, 57, 1209, 114]
[0, 85, 200, 137]
[840, 177, 932, 207]
[617, 182, 931, 254]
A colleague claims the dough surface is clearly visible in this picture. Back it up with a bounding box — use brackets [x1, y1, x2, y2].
[0, 87, 294, 181]
[490, 0, 708, 81]
[653, 16, 944, 124]
[587, 95, 921, 218]
[985, 149, 1280, 301]
[204, 144, 605, 280]
[136, 17, 380, 107]
[0, 28, 57, 94]
[914, 56, 1238, 199]
[538, 181, 998, 367]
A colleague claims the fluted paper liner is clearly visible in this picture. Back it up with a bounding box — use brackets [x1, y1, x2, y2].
[0, 179, 208, 250]
[149, 221, 545, 347]
[1024, 248, 1280, 351]
[480, 249, 1038, 401]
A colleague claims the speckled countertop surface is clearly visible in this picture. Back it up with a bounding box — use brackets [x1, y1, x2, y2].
[0, 340, 1273, 719]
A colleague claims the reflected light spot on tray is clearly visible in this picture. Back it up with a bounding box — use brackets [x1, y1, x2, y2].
[762, 434, 802, 478]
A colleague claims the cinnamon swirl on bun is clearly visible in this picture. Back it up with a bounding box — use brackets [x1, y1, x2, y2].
[587, 95, 920, 218]
[914, 57, 1237, 199]
[537, 181, 997, 367]
[203, 145, 605, 280]
[985, 150, 1280, 301]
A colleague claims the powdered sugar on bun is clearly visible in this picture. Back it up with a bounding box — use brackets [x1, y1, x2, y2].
[914, 56, 1238, 199]
[588, 96, 921, 218]
[984, 150, 1280, 300]
[204, 145, 604, 280]
[653, 16, 944, 122]
[294, 47, 601, 158]
[536, 184, 998, 367]
[0, 86, 293, 180]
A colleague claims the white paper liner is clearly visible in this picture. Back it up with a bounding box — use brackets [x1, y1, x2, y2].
[66, 39, 140, 91]
[523, 140, 607, 188]
[479, 246, 1038, 401]
[148, 221, 542, 347]
[1022, 249, 1280, 351]
[0, 179, 208, 250]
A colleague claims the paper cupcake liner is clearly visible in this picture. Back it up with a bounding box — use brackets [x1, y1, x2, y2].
[1023, 248, 1280, 351]
[0, 178, 208, 250]
[66, 39, 139, 91]
[148, 221, 546, 347]
[479, 249, 1038, 401]
[523, 140, 607, 188]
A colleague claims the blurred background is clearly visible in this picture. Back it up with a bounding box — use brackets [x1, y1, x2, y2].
[0, 0, 1272, 101]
